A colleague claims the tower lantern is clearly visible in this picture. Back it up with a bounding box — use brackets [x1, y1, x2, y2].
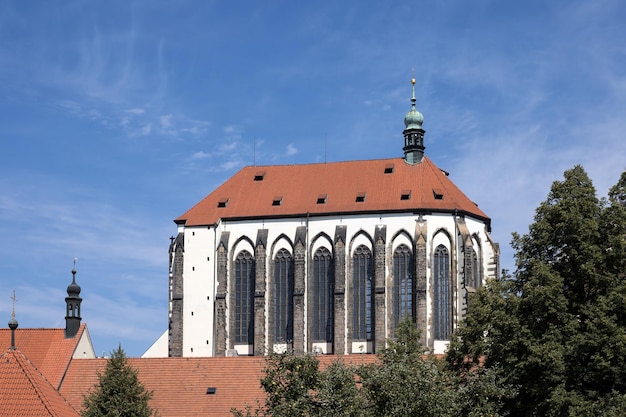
[403, 76, 426, 164]
[65, 260, 82, 338]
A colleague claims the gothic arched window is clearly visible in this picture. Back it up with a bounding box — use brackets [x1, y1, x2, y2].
[434, 244, 451, 340]
[234, 250, 255, 345]
[312, 247, 333, 343]
[353, 245, 373, 341]
[472, 249, 480, 288]
[394, 244, 413, 329]
[274, 248, 294, 343]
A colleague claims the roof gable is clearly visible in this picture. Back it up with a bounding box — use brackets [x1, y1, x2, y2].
[0, 349, 79, 417]
[176, 157, 489, 227]
[0, 324, 88, 389]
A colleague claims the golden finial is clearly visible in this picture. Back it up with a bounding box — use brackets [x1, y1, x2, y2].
[411, 67, 416, 85]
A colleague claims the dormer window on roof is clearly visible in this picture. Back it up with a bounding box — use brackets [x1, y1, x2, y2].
[254, 171, 266, 181]
[272, 196, 283, 206]
[384, 163, 395, 174]
[356, 192, 366, 203]
[217, 198, 229, 208]
[400, 190, 411, 200]
[317, 194, 327, 204]
[433, 189, 444, 200]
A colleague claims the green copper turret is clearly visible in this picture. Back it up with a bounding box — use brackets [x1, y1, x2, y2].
[403, 77, 426, 164]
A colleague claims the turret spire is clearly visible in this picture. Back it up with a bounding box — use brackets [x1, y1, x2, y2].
[402, 72, 426, 164]
[65, 258, 83, 338]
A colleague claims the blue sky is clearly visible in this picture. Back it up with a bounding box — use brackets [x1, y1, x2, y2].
[0, 0, 624, 357]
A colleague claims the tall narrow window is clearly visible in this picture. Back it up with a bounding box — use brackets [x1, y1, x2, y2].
[394, 244, 413, 330]
[274, 249, 294, 343]
[234, 251, 255, 345]
[312, 247, 333, 343]
[353, 245, 373, 341]
[472, 249, 480, 288]
[434, 244, 451, 340]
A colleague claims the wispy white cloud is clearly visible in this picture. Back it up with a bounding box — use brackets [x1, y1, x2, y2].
[140, 123, 152, 135]
[219, 142, 238, 153]
[126, 107, 145, 115]
[159, 114, 173, 129]
[286, 143, 298, 156]
[219, 160, 242, 171]
[223, 125, 241, 135]
[191, 151, 211, 160]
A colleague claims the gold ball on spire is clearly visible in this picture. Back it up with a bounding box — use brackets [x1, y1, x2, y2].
[411, 77, 416, 85]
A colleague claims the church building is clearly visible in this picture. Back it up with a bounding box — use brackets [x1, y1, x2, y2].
[161, 79, 499, 358]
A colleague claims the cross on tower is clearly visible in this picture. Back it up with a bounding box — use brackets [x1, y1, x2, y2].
[10, 290, 17, 319]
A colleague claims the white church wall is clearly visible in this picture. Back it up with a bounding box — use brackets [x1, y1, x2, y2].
[181, 225, 216, 356]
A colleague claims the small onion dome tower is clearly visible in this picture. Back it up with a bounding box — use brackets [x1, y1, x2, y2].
[8, 290, 18, 349]
[65, 261, 82, 338]
[402, 75, 426, 164]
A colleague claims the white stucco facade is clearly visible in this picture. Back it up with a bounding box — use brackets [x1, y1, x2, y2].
[156, 209, 498, 358]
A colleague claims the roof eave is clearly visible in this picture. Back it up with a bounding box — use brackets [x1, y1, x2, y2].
[180, 207, 491, 229]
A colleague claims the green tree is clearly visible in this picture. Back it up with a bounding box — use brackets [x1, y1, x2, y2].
[600, 170, 626, 278]
[360, 318, 508, 417]
[82, 345, 156, 417]
[235, 319, 508, 417]
[448, 166, 626, 416]
[232, 351, 365, 417]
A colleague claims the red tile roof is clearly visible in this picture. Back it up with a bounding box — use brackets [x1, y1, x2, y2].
[61, 355, 379, 417]
[176, 157, 490, 227]
[0, 324, 87, 389]
[0, 348, 79, 417]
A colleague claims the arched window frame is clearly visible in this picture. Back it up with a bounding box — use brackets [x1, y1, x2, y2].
[393, 244, 413, 330]
[353, 245, 373, 341]
[234, 250, 255, 345]
[433, 244, 451, 340]
[274, 248, 294, 343]
[472, 248, 480, 288]
[312, 247, 333, 343]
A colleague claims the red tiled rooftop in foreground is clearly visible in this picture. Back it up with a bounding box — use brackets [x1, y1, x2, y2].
[0, 324, 88, 390]
[0, 349, 79, 417]
[176, 157, 490, 227]
[60, 355, 379, 417]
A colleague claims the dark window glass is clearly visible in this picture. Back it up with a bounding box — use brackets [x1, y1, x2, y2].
[394, 244, 413, 330]
[472, 249, 480, 288]
[312, 247, 333, 343]
[234, 251, 254, 344]
[274, 249, 294, 343]
[434, 244, 450, 340]
[352, 245, 373, 341]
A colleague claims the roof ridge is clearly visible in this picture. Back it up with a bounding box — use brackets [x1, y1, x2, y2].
[241, 156, 402, 169]
[11, 349, 59, 416]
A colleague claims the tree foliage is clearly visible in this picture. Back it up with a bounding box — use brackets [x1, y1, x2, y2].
[234, 319, 508, 416]
[448, 166, 626, 416]
[82, 345, 156, 417]
[361, 318, 509, 417]
[232, 349, 365, 417]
